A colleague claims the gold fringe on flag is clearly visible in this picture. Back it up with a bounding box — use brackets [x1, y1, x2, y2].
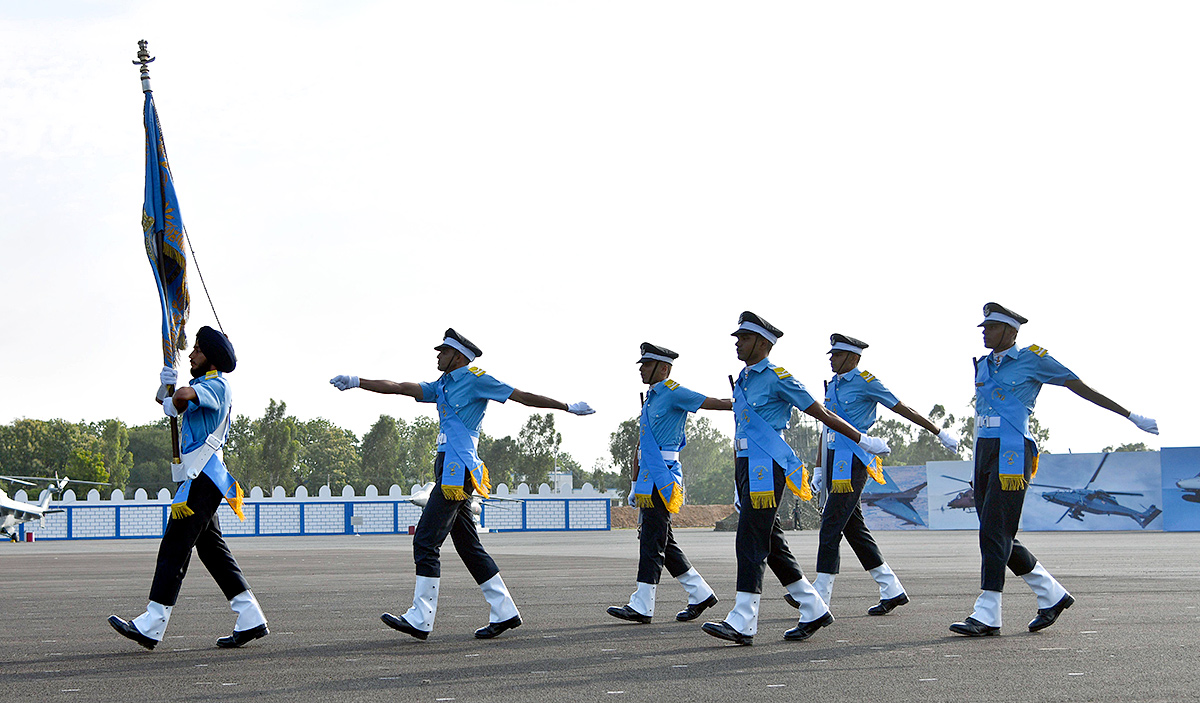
[830, 479, 855, 493]
[170, 501, 194, 520]
[750, 491, 777, 509]
[663, 484, 684, 514]
[784, 466, 813, 502]
[468, 463, 492, 500]
[441, 485, 468, 501]
[1031, 453, 1039, 478]
[226, 481, 245, 521]
[635, 494, 655, 509]
[867, 456, 885, 485]
[999, 475, 1028, 491]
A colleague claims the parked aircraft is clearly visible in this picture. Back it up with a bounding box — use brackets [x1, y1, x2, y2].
[1177, 473, 1200, 503]
[940, 474, 976, 512]
[0, 475, 110, 541]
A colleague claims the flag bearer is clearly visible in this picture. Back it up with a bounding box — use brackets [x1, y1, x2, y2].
[702, 312, 890, 645]
[110, 326, 268, 650]
[805, 333, 958, 617]
[331, 328, 594, 640]
[950, 303, 1159, 636]
[607, 343, 731, 625]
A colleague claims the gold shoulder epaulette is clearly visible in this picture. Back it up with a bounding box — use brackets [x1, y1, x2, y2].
[773, 367, 792, 380]
[205, 369, 219, 379]
[1027, 345, 1048, 358]
[664, 379, 680, 390]
[468, 366, 486, 376]
[859, 370, 876, 383]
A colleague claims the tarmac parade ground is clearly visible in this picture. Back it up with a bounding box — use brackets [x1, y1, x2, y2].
[2, 529, 1198, 702]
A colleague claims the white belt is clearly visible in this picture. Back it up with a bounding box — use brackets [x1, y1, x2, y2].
[736, 433, 784, 451]
[660, 450, 679, 461]
[436, 433, 479, 449]
[976, 416, 1002, 428]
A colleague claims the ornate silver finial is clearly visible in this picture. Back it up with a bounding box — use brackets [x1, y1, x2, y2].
[133, 39, 155, 93]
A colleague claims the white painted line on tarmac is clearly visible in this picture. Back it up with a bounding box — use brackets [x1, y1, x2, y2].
[944, 655, 961, 658]
[1079, 631, 1098, 634]
[810, 659, 828, 663]
[606, 691, 625, 695]
[673, 665, 687, 668]
[767, 684, 786, 688]
[919, 679, 937, 682]
[1068, 673, 1085, 677]
[465, 653, 480, 657]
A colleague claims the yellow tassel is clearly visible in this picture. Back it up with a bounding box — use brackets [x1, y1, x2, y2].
[664, 484, 684, 514]
[999, 474, 1028, 491]
[170, 501, 194, 520]
[784, 468, 812, 502]
[830, 479, 854, 493]
[227, 481, 246, 522]
[1030, 453, 1039, 479]
[867, 456, 885, 485]
[441, 485, 468, 501]
[635, 494, 655, 509]
[468, 463, 492, 499]
[750, 491, 777, 510]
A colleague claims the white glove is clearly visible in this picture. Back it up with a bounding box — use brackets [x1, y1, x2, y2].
[627, 483, 637, 507]
[566, 401, 595, 415]
[810, 465, 824, 493]
[858, 435, 890, 456]
[1129, 413, 1159, 435]
[162, 397, 179, 418]
[937, 429, 959, 452]
[160, 366, 178, 387]
[330, 375, 359, 391]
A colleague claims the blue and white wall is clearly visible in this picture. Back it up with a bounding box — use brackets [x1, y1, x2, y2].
[12, 481, 613, 541]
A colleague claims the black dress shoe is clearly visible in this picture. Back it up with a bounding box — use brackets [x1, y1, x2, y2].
[607, 605, 652, 623]
[783, 611, 834, 641]
[1028, 593, 1075, 632]
[108, 616, 157, 650]
[949, 616, 999, 636]
[381, 612, 429, 640]
[700, 620, 752, 646]
[676, 594, 719, 622]
[216, 623, 269, 648]
[474, 615, 522, 639]
[867, 593, 909, 616]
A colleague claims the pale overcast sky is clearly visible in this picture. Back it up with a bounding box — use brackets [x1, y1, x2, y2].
[2, 1, 1196, 474]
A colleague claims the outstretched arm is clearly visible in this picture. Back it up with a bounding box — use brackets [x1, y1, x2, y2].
[890, 400, 959, 452]
[701, 397, 733, 411]
[803, 402, 861, 444]
[1064, 379, 1129, 417]
[330, 375, 422, 399]
[1064, 379, 1159, 435]
[509, 389, 596, 415]
[509, 389, 568, 411]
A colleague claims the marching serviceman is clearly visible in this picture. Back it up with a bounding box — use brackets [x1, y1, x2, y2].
[805, 333, 959, 617]
[331, 328, 595, 640]
[109, 326, 268, 650]
[950, 303, 1159, 636]
[701, 312, 890, 645]
[607, 343, 731, 625]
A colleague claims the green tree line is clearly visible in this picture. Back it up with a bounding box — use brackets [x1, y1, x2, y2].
[0, 402, 607, 496]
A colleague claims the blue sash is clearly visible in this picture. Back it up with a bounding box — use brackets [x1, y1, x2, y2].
[826, 380, 884, 493]
[733, 383, 810, 509]
[170, 379, 243, 521]
[634, 400, 685, 512]
[977, 358, 1037, 491]
[435, 378, 489, 501]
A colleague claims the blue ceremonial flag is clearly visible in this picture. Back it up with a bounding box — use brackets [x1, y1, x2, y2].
[142, 90, 190, 366]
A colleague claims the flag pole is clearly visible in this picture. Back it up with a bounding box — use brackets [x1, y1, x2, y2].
[134, 40, 182, 464]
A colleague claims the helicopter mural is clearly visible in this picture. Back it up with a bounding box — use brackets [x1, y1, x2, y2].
[941, 475, 975, 512]
[1159, 446, 1200, 532]
[1024, 451, 1163, 530]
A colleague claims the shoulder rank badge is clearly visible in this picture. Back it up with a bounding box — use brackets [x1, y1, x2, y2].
[664, 379, 680, 390]
[859, 370, 876, 383]
[773, 367, 792, 380]
[1027, 345, 1049, 358]
[468, 366, 486, 376]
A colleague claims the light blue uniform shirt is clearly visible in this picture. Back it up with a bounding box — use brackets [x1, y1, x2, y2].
[419, 365, 515, 438]
[734, 358, 816, 454]
[974, 345, 1077, 438]
[181, 371, 227, 451]
[824, 367, 899, 433]
[643, 380, 709, 451]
